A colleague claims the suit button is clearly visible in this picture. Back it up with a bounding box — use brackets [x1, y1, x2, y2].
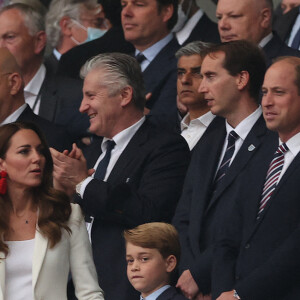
[235, 275, 240, 280]
[245, 243, 250, 249]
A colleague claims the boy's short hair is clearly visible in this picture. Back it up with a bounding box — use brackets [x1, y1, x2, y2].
[124, 222, 180, 262]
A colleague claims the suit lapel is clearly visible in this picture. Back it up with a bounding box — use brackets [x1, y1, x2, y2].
[38, 73, 58, 122]
[0, 252, 5, 300]
[32, 228, 48, 291]
[207, 116, 267, 212]
[255, 152, 300, 225]
[107, 120, 149, 184]
[189, 118, 226, 251]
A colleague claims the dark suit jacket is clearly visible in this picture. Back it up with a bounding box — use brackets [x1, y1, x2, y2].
[263, 32, 300, 67]
[57, 26, 134, 79]
[273, 6, 299, 43]
[143, 37, 180, 117]
[76, 118, 190, 300]
[173, 115, 275, 295]
[157, 287, 188, 300]
[17, 105, 72, 151]
[38, 69, 90, 141]
[212, 134, 300, 300]
[44, 52, 59, 75]
[183, 13, 220, 45]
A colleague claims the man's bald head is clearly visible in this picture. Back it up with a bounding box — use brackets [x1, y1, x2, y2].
[216, 0, 273, 44]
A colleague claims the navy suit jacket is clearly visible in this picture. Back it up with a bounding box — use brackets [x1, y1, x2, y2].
[76, 117, 190, 300]
[17, 105, 72, 151]
[173, 115, 274, 295]
[183, 13, 220, 45]
[263, 32, 300, 66]
[157, 287, 188, 300]
[212, 133, 300, 300]
[57, 27, 134, 79]
[143, 37, 180, 117]
[39, 69, 90, 141]
[273, 6, 299, 43]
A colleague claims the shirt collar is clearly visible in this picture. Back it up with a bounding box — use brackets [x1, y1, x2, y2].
[280, 131, 300, 157]
[135, 33, 173, 63]
[181, 111, 215, 130]
[140, 285, 170, 300]
[1, 103, 27, 125]
[101, 116, 145, 151]
[176, 9, 204, 45]
[259, 32, 273, 48]
[53, 48, 62, 60]
[24, 64, 46, 96]
[225, 106, 262, 141]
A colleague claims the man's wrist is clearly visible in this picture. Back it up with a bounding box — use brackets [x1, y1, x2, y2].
[75, 177, 88, 196]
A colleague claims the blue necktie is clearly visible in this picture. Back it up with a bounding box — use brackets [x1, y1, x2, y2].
[94, 140, 116, 180]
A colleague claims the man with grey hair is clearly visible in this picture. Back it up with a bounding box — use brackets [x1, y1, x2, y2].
[51, 52, 190, 300]
[176, 41, 216, 150]
[0, 3, 89, 142]
[45, 0, 105, 74]
[216, 0, 300, 66]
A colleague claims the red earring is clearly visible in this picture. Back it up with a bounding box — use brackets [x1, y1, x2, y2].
[0, 171, 7, 195]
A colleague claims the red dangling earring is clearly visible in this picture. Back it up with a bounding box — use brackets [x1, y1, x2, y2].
[0, 171, 7, 195]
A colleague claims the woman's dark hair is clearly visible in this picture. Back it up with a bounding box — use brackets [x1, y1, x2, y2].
[0, 122, 71, 257]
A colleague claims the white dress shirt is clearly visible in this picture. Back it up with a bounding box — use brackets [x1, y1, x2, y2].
[259, 32, 273, 48]
[278, 131, 300, 182]
[1, 104, 27, 125]
[140, 285, 170, 300]
[24, 64, 46, 115]
[77, 116, 146, 198]
[216, 106, 262, 173]
[181, 111, 215, 150]
[176, 9, 204, 45]
[135, 33, 173, 71]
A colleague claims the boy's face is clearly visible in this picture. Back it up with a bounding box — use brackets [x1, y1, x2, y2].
[126, 242, 176, 298]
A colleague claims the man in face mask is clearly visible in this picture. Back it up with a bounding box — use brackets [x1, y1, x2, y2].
[45, 0, 110, 73]
[173, 0, 220, 45]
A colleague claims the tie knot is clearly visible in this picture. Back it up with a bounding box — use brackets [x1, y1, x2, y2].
[105, 140, 116, 152]
[135, 52, 146, 64]
[277, 143, 288, 155]
[227, 130, 239, 144]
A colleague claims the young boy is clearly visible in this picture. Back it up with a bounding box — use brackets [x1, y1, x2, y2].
[124, 222, 188, 300]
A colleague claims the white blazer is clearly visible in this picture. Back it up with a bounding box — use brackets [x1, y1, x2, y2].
[0, 204, 104, 300]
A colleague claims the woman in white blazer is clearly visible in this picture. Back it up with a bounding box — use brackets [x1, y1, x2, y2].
[0, 122, 104, 300]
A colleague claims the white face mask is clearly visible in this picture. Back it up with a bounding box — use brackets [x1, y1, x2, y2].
[172, 0, 193, 33]
[71, 19, 108, 45]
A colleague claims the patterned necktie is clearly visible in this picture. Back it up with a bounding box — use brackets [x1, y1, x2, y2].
[258, 143, 289, 216]
[94, 140, 116, 180]
[214, 130, 239, 189]
[135, 52, 146, 64]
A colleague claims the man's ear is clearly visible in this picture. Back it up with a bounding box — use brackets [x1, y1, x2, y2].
[34, 31, 47, 55]
[120, 86, 133, 107]
[8, 73, 23, 96]
[165, 255, 177, 273]
[236, 71, 250, 91]
[260, 7, 272, 29]
[162, 4, 174, 24]
[60, 16, 73, 36]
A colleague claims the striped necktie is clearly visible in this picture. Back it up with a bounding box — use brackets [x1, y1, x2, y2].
[214, 130, 239, 189]
[258, 143, 289, 216]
